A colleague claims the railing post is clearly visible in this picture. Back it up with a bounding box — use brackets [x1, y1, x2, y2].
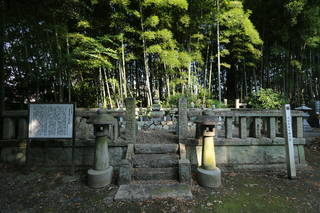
[293, 116, 303, 138]
[18, 118, 28, 139]
[267, 117, 276, 139]
[239, 117, 247, 139]
[225, 117, 233, 138]
[235, 99, 240, 109]
[3, 117, 15, 139]
[253, 117, 262, 138]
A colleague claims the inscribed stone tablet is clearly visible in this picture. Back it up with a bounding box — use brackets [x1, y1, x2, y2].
[28, 104, 74, 139]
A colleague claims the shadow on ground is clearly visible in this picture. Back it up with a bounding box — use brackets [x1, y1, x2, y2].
[1, 135, 319, 213]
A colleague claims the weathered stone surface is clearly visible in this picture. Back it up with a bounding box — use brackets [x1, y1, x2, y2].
[187, 144, 306, 168]
[133, 167, 178, 180]
[178, 98, 188, 140]
[94, 136, 110, 170]
[87, 166, 113, 188]
[118, 160, 132, 185]
[125, 98, 137, 143]
[114, 183, 193, 201]
[133, 154, 179, 168]
[267, 117, 276, 139]
[134, 144, 178, 154]
[3, 118, 15, 139]
[197, 167, 221, 188]
[75, 117, 94, 139]
[179, 159, 191, 183]
[17, 118, 28, 139]
[0, 147, 25, 164]
[239, 117, 247, 139]
[225, 117, 233, 138]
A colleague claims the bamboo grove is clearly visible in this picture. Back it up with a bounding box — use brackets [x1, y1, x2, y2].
[1, 0, 320, 109]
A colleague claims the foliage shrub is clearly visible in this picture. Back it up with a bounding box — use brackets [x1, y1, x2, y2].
[165, 93, 199, 107]
[248, 88, 287, 109]
[165, 93, 227, 108]
[206, 99, 227, 108]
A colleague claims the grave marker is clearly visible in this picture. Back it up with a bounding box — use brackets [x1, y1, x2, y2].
[282, 104, 296, 179]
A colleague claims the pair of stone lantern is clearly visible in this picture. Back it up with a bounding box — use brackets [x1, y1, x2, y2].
[195, 115, 221, 188]
[87, 110, 117, 188]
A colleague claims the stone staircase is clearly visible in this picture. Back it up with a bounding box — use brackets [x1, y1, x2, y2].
[133, 144, 179, 181]
[115, 143, 193, 201]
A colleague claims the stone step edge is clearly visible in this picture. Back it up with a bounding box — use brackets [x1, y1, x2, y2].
[134, 144, 179, 154]
[114, 183, 193, 201]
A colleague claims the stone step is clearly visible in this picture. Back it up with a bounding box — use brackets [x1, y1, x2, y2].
[134, 144, 179, 154]
[114, 183, 193, 201]
[132, 154, 179, 168]
[133, 167, 178, 181]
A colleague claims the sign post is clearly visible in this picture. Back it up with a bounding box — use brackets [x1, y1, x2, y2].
[282, 104, 296, 179]
[27, 103, 75, 174]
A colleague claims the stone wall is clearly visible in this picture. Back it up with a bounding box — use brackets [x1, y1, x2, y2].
[185, 137, 307, 171]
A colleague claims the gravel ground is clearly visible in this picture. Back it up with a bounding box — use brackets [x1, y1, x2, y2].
[0, 131, 320, 213]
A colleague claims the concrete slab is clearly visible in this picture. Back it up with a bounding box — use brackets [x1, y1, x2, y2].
[114, 183, 193, 201]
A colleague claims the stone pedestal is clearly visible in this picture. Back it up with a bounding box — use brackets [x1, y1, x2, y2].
[197, 167, 221, 188]
[88, 135, 113, 188]
[88, 167, 113, 188]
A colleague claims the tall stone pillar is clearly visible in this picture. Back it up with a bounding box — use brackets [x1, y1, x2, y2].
[178, 98, 188, 141]
[125, 98, 137, 144]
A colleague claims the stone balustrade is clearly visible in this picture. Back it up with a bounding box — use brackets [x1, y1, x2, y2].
[0, 108, 305, 141]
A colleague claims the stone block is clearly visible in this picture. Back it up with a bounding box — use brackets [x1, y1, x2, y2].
[3, 118, 15, 139]
[178, 98, 188, 140]
[17, 118, 28, 139]
[118, 159, 132, 185]
[125, 98, 137, 143]
[88, 166, 113, 188]
[197, 167, 221, 188]
[179, 159, 191, 183]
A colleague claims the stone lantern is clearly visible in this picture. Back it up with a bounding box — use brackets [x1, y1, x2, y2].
[194, 115, 221, 188]
[87, 111, 116, 188]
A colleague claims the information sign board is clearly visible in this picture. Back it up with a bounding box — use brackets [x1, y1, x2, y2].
[28, 104, 74, 139]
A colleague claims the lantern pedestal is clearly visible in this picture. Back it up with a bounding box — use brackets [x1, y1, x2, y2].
[197, 167, 221, 188]
[88, 166, 113, 188]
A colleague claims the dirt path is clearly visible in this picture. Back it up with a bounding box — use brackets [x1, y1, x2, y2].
[0, 133, 319, 213]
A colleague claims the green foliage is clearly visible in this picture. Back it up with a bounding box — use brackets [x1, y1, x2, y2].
[248, 89, 287, 109]
[206, 99, 227, 108]
[165, 93, 198, 107]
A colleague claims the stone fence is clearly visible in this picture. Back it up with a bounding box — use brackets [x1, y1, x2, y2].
[0, 107, 307, 171]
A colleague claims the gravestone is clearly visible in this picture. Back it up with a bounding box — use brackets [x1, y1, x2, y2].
[150, 92, 164, 121]
[283, 104, 296, 179]
[125, 98, 137, 143]
[178, 98, 188, 141]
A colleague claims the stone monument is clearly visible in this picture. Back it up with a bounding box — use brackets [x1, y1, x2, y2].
[150, 91, 165, 121]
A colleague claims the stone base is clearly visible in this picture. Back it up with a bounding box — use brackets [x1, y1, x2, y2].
[197, 167, 221, 188]
[88, 166, 113, 188]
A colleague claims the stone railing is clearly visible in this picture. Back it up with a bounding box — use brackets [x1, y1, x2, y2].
[199, 109, 304, 140]
[0, 108, 305, 141]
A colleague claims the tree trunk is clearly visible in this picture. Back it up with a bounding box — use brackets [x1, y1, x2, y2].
[121, 38, 127, 98]
[55, 26, 63, 103]
[140, 4, 152, 107]
[66, 35, 71, 102]
[103, 67, 113, 108]
[0, 0, 5, 139]
[99, 67, 107, 107]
